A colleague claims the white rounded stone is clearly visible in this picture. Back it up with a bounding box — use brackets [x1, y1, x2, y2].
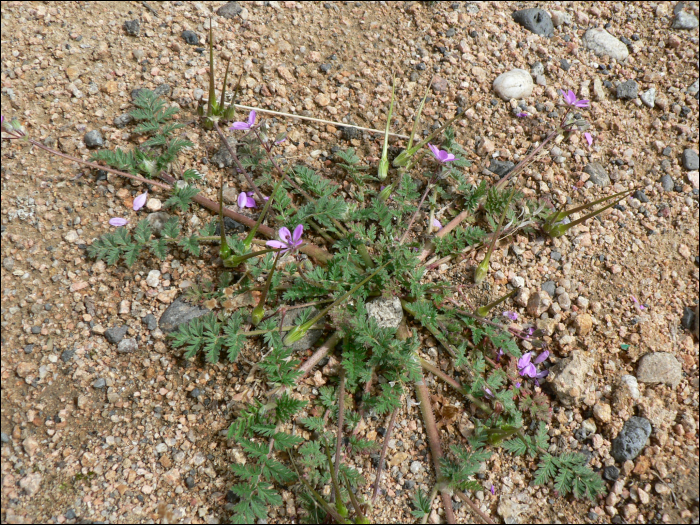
[493, 69, 534, 100]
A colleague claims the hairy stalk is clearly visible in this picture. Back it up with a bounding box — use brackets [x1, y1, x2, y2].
[414, 375, 455, 524]
[371, 405, 399, 505]
[333, 366, 346, 500]
[454, 491, 495, 524]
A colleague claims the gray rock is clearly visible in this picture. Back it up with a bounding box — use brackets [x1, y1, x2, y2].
[181, 30, 199, 45]
[672, 10, 699, 29]
[341, 126, 359, 141]
[616, 80, 639, 100]
[104, 325, 128, 344]
[276, 307, 325, 351]
[123, 19, 140, 37]
[2, 257, 14, 271]
[83, 130, 104, 149]
[92, 378, 106, 389]
[1, 432, 9, 444]
[557, 292, 571, 310]
[493, 69, 534, 100]
[117, 338, 138, 353]
[633, 190, 649, 203]
[214, 217, 246, 236]
[147, 212, 173, 237]
[217, 1, 242, 19]
[366, 297, 403, 329]
[611, 416, 651, 462]
[488, 159, 515, 178]
[527, 291, 551, 317]
[583, 162, 610, 187]
[541, 281, 557, 297]
[681, 306, 696, 331]
[681, 149, 699, 170]
[153, 84, 172, 99]
[582, 28, 629, 62]
[61, 348, 75, 363]
[636, 352, 683, 388]
[660, 174, 674, 191]
[512, 8, 553, 37]
[530, 61, 544, 77]
[130, 87, 151, 102]
[143, 314, 158, 331]
[113, 113, 133, 129]
[548, 350, 593, 406]
[159, 297, 211, 334]
[688, 79, 699, 96]
[211, 137, 237, 168]
[639, 87, 656, 108]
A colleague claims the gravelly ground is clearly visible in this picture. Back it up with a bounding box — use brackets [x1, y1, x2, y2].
[1, 1, 699, 524]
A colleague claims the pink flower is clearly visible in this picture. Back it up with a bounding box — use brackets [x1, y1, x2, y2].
[518, 351, 549, 385]
[109, 217, 128, 227]
[584, 132, 593, 146]
[560, 89, 590, 109]
[503, 311, 518, 321]
[266, 224, 304, 255]
[229, 110, 256, 131]
[427, 143, 455, 164]
[431, 218, 442, 231]
[133, 191, 148, 211]
[237, 191, 256, 208]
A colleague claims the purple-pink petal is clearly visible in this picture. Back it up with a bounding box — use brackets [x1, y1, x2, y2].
[248, 110, 256, 127]
[133, 191, 148, 211]
[237, 192, 248, 208]
[533, 350, 549, 365]
[432, 218, 442, 230]
[292, 224, 304, 243]
[584, 132, 593, 146]
[109, 217, 128, 227]
[266, 240, 287, 249]
[230, 122, 250, 130]
[278, 227, 292, 244]
[503, 311, 518, 321]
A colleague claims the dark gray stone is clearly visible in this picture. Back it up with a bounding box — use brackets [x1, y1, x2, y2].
[603, 465, 619, 481]
[681, 306, 696, 330]
[211, 137, 236, 168]
[83, 130, 104, 149]
[181, 30, 199, 45]
[611, 416, 651, 462]
[153, 84, 172, 98]
[123, 19, 140, 37]
[92, 378, 106, 389]
[274, 307, 325, 351]
[1, 432, 9, 444]
[560, 58, 571, 71]
[65, 509, 77, 520]
[633, 190, 649, 203]
[61, 348, 75, 363]
[159, 297, 211, 334]
[214, 217, 246, 236]
[341, 126, 360, 140]
[130, 88, 150, 102]
[24, 344, 34, 354]
[104, 325, 128, 344]
[143, 314, 158, 331]
[488, 159, 515, 178]
[616, 80, 639, 100]
[147, 212, 173, 237]
[113, 113, 133, 129]
[217, 1, 242, 18]
[185, 476, 196, 489]
[681, 149, 699, 170]
[190, 388, 201, 399]
[512, 8, 553, 37]
[542, 281, 557, 297]
[660, 174, 674, 191]
[583, 162, 610, 187]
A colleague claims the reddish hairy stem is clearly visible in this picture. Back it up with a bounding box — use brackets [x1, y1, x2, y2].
[371, 405, 399, 505]
[414, 376, 455, 524]
[455, 491, 495, 524]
